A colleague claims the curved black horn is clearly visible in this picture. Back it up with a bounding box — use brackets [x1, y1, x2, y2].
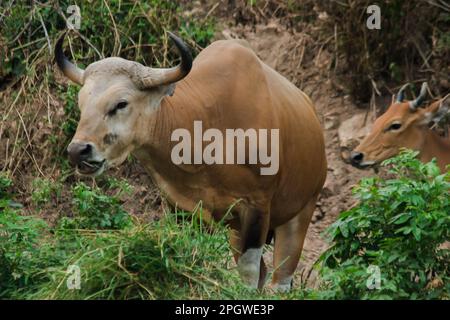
[168, 31, 193, 77]
[55, 32, 85, 85]
[396, 83, 410, 102]
[138, 31, 193, 88]
[409, 82, 428, 111]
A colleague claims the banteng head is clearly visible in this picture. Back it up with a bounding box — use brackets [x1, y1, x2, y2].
[350, 82, 450, 168]
[55, 32, 192, 176]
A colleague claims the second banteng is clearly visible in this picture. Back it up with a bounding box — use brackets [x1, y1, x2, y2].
[350, 82, 450, 171]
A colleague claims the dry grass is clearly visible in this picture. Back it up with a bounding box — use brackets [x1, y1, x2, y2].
[315, 0, 450, 102]
[218, 0, 449, 104]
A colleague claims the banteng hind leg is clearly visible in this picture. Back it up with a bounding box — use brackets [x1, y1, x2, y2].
[271, 195, 318, 292]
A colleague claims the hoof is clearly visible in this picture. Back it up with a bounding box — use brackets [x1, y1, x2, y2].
[268, 276, 293, 293]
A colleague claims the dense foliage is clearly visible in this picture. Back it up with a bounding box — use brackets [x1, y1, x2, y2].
[317, 150, 449, 299]
[0, 174, 248, 299]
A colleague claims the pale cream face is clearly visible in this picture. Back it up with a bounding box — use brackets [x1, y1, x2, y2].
[69, 60, 172, 176]
[56, 32, 192, 176]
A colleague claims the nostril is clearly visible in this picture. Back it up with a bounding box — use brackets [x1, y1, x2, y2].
[67, 142, 93, 165]
[351, 151, 364, 163]
[80, 143, 92, 156]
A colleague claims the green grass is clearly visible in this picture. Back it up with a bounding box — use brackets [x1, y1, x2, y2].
[0, 208, 314, 299]
[0, 173, 312, 299]
[1, 193, 241, 298]
[18, 212, 246, 299]
[0, 174, 248, 299]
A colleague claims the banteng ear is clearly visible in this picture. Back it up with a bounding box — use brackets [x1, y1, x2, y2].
[423, 94, 450, 127]
[155, 83, 176, 97]
[146, 84, 177, 110]
[164, 83, 176, 97]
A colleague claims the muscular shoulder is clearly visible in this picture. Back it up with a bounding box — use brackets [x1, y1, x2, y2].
[195, 40, 261, 70]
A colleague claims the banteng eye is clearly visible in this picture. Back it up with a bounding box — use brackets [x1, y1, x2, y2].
[108, 101, 128, 116]
[116, 101, 128, 110]
[388, 122, 402, 131]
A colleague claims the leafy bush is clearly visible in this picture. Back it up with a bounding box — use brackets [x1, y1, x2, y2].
[0, 209, 52, 297]
[0, 176, 52, 297]
[0, 173, 12, 199]
[317, 150, 449, 299]
[60, 181, 133, 230]
[31, 177, 62, 207]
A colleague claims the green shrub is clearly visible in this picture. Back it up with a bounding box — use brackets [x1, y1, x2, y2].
[31, 178, 62, 207]
[0, 176, 52, 297]
[0, 173, 12, 199]
[60, 181, 133, 230]
[316, 150, 449, 299]
[0, 209, 53, 297]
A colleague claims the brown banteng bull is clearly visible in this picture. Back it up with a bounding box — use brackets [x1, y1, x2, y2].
[350, 82, 450, 172]
[55, 32, 327, 291]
